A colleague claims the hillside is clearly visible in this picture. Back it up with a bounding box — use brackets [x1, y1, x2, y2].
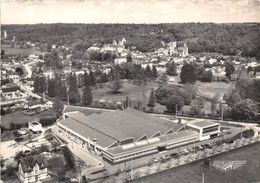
[1, 23, 260, 58]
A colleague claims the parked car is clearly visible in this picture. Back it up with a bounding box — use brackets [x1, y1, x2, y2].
[182, 149, 189, 155]
[152, 158, 157, 162]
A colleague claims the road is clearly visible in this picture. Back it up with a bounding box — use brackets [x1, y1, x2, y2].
[24, 61, 37, 79]
[13, 79, 42, 99]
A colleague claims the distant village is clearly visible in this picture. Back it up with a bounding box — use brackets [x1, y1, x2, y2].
[1, 29, 260, 115]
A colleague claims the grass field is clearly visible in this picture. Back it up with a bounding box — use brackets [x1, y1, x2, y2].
[64, 105, 106, 115]
[1, 110, 55, 128]
[91, 80, 166, 112]
[196, 81, 234, 99]
[132, 143, 260, 183]
[1, 44, 43, 56]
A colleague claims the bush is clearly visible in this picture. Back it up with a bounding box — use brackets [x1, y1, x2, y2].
[10, 123, 23, 130]
[39, 116, 57, 126]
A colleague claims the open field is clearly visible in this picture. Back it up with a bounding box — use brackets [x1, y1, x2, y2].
[196, 81, 234, 99]
[91, 80, 166, 112]
[64, 105, 106, 116]
[1, 110, 55, 128]
[132, 142, 260, 183]
[1, 44, 43, 56]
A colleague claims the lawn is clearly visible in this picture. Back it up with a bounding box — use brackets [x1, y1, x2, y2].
[132, 142, 260, 183]
[91, 80, 166, 112]
[1, 109, 56, 128]
[1, 44, 43, 56]
[196, 81, 234, 99]
[64, 106, 106, 115]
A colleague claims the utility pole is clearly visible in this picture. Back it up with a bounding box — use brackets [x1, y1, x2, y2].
[194, 138, 196, 159]
[67, 94, 70, 106]
[202, 172, 204, 183]
[175, 104, 177, 118]
[221, 104, 224, 121]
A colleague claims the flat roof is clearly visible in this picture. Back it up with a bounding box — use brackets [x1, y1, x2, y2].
[189, 121, 219, 128]
[30, 121, 40, 125]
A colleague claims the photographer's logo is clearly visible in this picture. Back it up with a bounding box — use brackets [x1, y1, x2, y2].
[212, 161, 246, 171]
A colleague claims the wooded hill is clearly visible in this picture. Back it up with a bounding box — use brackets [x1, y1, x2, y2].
[2, 23, 260, 58]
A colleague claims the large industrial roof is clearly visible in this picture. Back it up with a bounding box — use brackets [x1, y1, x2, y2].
[60, 108, 184, 148]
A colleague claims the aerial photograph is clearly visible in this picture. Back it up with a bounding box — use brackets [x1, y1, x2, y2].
[0, 0, 260, 182]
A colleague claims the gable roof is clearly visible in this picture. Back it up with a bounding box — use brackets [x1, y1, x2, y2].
[19, 155, 48, 173]
[1, 86, 20, 93]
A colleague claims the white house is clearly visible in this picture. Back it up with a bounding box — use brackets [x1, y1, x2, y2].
[18, 155, 49, 183]
[114, 57, 127, 65]
[28, 121, 42, 133]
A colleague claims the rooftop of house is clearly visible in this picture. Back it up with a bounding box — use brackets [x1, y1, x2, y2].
[1, 85, 20, 93]
[19, 155, 48, 173]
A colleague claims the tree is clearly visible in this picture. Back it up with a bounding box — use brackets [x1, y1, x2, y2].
[1, 49, 5, 59]
[145, 65, 152, 78]
[56, 77, 67, 101]
[52, 100, 64, 117]
[231, 99, 257, 120]
[166, 61, 177, 76]
[211, 93, 220, 116]
[67, 73, 80, 103]
[39, 54, 43, 60]
[158, 73, 168, 84]
[81, 85, 93, 106]
[47, 78, 57, 97]
[224, 90, 241, 107]
[165, 95, 184, 113]
[89, 71, 96, 86]
[201, 70, 213, 82]
[109, 73, 122, 93]
[190, 99, 204, 116]
[83, 72, 90, 86]
[126, 52, 132, 62]
[33, 75, 47, 93]
[225, 62, 235, 80]
[15, 67, 23, 76]
[180, 64, 197, 83]
[148, 88, 156, 107]
[235, 75, 253, 99]
[152, 65, 158, 78]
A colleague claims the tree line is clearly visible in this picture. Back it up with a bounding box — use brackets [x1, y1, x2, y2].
[2, 23, 260, 58]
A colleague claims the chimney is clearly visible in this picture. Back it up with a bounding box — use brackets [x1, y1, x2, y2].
[178, 118, 182, 124]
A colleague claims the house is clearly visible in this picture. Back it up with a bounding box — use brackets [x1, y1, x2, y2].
[18, 155, 49, 183]
[114, 57, 127, 65]
[0, 85, 26, 100]
[8, 74, 20, 81]
[28, 121, 42, 133]
[168, 41, 188, 57]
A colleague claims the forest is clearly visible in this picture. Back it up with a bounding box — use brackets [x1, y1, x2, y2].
[1, 23, 260, 58]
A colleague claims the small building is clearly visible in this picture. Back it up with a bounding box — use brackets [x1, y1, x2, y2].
[114, 57, 127, 65]
[0, 85, 24, 100]
[28, 121, 42, 133]
[18, 155, 49, 183]
[186, 120, 220, 141]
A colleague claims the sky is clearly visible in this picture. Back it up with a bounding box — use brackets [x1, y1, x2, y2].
[1, 0, 260, 24]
